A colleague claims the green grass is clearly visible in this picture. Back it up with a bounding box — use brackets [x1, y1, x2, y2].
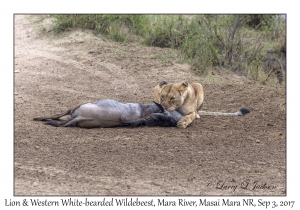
[52, 14, 286, 84]
[52, 14, 150, 43]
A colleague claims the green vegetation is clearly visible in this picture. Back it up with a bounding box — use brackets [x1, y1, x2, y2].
[52, 14, 286, 85]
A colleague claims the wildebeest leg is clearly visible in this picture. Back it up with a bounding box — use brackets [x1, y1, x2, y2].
[34, 110, 71, 121]
[43, 116, 89, 127]
[61, 116, 93, 127]
[44, 118, 74, 127]
[33, 103, 83, 121]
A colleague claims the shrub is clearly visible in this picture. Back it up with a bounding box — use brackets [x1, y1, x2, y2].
[52, 14, 285, 83]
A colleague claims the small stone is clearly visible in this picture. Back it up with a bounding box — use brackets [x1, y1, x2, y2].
[256, 140, 260, 143]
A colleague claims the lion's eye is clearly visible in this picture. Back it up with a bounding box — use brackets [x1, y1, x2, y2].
[170, 97, 175, 101]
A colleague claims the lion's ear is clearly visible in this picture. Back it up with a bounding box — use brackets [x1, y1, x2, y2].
[178, 82, 189, 95]
[181, 82, 189, 87]
[153, 82, 167, 103]
[159, 81, 168, 88]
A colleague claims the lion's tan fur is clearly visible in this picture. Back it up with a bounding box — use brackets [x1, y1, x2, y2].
[153, 81, 204, 128]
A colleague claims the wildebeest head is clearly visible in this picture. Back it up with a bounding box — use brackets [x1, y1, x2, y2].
[149, 101, 178, 127]
[121, 102, 178, 127]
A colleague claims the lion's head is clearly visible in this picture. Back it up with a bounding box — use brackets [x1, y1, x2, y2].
[154, 81, 189, 112]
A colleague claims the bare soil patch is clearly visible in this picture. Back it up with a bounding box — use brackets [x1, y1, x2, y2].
[14, 15, 286, 195]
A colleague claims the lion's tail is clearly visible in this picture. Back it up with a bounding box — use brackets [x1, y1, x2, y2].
[198, 108, 250, 117]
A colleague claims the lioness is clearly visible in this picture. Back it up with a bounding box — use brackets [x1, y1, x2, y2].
[153, 81, 250, 128]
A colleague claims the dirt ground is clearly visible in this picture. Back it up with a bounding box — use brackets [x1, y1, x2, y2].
[14, 15, 286, 196]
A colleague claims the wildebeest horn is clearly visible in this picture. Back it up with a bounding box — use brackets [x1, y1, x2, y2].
[153, 101, 165, 112]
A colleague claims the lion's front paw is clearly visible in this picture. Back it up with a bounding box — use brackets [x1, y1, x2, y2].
[177, 120, 188, 129]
